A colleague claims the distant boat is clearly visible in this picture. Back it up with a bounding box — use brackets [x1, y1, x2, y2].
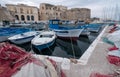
[80, 28, 91, 36]
[31, 30, 56, 51]
[8, 31, 41, 44]
[49, 19, 84, 40]
[83, 24, 102, 33]
[10, 23, 31, 27]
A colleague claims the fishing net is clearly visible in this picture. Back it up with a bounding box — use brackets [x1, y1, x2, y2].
[107, 55, 120, 66]
[90, 72, 113, 77]
[108, 45, 119, 51]
[47, 58, 66, 77]
[0, 42, 42, 77]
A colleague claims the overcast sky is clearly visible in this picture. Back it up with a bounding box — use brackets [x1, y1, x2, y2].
[1, 0, 120, 19]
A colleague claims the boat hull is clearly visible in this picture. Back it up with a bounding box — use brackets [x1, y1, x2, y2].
[53, 29, 83, 38]
[32, 39, 55, 51]
[31, 31, 56, 51]
[8, 31, 40, 44]
[10, 36, 35, 44]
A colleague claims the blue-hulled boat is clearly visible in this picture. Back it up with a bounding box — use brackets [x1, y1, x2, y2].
[31, 30, 56, 51]
[82, 24, 102, 33]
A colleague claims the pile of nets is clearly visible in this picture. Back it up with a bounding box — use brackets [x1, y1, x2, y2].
[0, 42, 42, 77]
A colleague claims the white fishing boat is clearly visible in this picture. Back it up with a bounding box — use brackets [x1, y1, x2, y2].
[80, 29, 91, 36]
[8, 31, 40, 44]
[49, 19, 84, 40]
[31, 30, 56, 51]
[53, 29, 83, 39]
[0, 28, 30, 42]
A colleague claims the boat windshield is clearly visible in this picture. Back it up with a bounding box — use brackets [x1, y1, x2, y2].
[40, 34, 53, 38]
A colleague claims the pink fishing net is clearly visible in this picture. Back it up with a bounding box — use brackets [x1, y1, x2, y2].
[108, 45, 118, 51]
[47, 58, 66, 77]
[90, 72, 113, 77]
[107, 55, 120, 66]
[0, 42, 42, 77]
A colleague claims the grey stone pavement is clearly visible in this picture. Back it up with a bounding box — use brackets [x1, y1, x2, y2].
[63, 26, 119, 77]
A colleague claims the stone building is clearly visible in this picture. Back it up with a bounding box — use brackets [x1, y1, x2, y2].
[66, 8, 91, 21]
[5, 3, 91, 22]
[39, 3, 90, 21]
[6, 4, 39, 23]
[0, 6, 14, 21]
[0, 6, 14, 26]
[39, 3, 67, 20]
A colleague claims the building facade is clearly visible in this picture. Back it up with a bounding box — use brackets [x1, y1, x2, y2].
[39, 3, 91, 21]
[0, 6, 14, 21]
[39, 3, 67, 20]
[66, 8, 91, 21]
[5, 3, 91, 22]
[6, 4, 39, 23]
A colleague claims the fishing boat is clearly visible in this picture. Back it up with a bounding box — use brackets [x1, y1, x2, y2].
[84, 24, 102, 33]
[8, 31, 41, 44]
[80, 28, 91, 36]
[31, 30, 56, 51]
[49, 19, 84, 40]
[0, 27, 30, 42]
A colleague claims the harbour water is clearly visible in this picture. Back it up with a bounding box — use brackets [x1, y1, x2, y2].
[7, 26, 103, 59]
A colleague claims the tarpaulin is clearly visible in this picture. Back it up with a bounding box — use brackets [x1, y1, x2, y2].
[102, 37, 114, 45]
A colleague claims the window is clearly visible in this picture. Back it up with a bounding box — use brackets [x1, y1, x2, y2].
[27, 15, 30, 21]
[52, 21, 59, 24]
[14, 8, 17, 13]
[31, 15, 34, 21]
[20, 8, 23, 13]
[27, 10, 29, 14]
[42, 7, 44, 10]
[21, 15, 25, 21]
[56, 13, 58, 16]
[15, 15, 19, 20]
[30, 9, 33, 14]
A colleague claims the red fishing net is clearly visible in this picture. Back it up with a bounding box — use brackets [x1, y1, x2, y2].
[107, 55, 120, 66]
[108, 45, 119, 51]
[90, 72, 113, 77]
[108, 26, 117, 33]
[0, 42, 42, 77]
[47, 58, 66, 77]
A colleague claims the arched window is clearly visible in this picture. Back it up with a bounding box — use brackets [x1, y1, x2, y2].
[27, 15, 30, 21]
[15, 15, 19, 20]
[31, 15, 34, 21]
[21, 15, 25, 21]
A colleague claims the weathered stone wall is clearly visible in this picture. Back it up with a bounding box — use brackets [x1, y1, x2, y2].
[6, 4, 39, 23]
[0, 6, 14, 22]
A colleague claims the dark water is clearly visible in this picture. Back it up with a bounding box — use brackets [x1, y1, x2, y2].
[7, 25, 104, 59]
